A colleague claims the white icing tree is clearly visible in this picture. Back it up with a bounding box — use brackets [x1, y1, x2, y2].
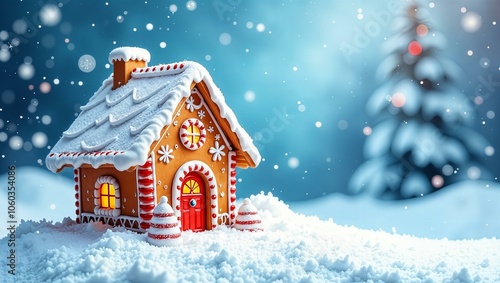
[349, 3, 493, 199]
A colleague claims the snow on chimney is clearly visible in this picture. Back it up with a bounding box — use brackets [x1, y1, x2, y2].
[108, 47, 151, 90]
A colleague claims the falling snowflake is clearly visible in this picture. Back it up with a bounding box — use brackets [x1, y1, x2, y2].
[207, 126, 215, 133]
[78, 54, 96, 73]
[198, 110, 206, 119]
[158, 145, 174, 164]
[209, 141, 226, 161]
[185, 96, 196, 112]
[215, 134, 221, 140]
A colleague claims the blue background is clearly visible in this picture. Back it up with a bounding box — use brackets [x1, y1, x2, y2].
[1, 0, 499, 201]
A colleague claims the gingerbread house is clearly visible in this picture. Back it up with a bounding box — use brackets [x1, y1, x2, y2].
[46, 47, 261, 232]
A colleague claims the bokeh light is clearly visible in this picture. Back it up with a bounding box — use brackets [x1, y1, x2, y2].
[431, 175, 444, 188]
[18, 63, 35, 80]
[39, 4, 62, 27]
[408, 41, 423, 56]
[186, 1, 197, 11]
[391, 92, 406, 108]
[416, 24, 428, 37]
[461, 12, 482, 32]
[467, 166, 481, 179]
[288, 157, 300, 169]
[363, 126, 372, 136]
[219, 33, 232, 45]
[244, 90, 256, 102]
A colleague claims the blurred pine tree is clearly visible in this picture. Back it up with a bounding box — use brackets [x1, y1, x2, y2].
[349, 2, 493, 199]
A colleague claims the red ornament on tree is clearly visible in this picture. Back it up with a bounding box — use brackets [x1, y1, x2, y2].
[408, 41, 423, 56]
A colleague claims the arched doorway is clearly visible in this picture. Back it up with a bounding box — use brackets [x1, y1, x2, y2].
[180, 172, 205, 231]
[172, 160, 219, 231]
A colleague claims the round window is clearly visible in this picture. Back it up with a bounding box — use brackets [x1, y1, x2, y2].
[179, 118, 206, 150]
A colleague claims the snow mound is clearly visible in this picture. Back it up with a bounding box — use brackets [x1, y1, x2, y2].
[2, 192, 499, 282]
[292, 180, 500, 240]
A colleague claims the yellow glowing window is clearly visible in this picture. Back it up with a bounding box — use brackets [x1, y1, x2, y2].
[183, 179, 201, 194]
[186, 124, 201, 144]
[100, 183, 116, 209]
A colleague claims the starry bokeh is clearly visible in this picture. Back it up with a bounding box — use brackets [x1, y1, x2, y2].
[1, 0, 499, 201]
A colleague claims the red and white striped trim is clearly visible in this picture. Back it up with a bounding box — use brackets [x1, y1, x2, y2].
[148, 233, 182, 240]
[74, 169, 81, 223]
[237, 211, 258, 216]
[150, 222, 178, 229]
[132, 62, 186, 78]
[137, 157, 156, 230]
[172, 161, 218, 229]
[228, 151, 237, 225]
[48, 150, 124, 158]
[179, 118, 206, 150]
[235, 219, 262, 225]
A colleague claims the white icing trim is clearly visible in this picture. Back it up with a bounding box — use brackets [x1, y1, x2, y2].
[86, 77, 113, 103]
[94, 175, 121, 217]
[95, 115, 108, 127]
[80, 94, 106, 111]
[81, 213, 140, 231]
[133, 83, 167, 103]
[172, 161, 218, 229]
[109, 47, 151, 63]
[106, 88, 135, 106]
[81, 137, 117, 152]
[63, 122, 94, 138]
[109, 105, 148, 126]
[193, 89, 232, 151]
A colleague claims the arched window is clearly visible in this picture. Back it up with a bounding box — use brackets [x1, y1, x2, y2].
[94, 176, 121, 217]
[182, 173, 204, 194]
[100, 183, 116, 209]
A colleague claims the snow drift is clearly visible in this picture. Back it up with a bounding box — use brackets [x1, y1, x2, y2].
[1, 193, 499, 283]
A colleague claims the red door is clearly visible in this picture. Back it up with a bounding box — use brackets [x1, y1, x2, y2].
[181, 172, 205, 231]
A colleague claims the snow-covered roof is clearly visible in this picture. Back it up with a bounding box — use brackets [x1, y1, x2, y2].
[108, 47, 151, 63]
[46, 60, 261, 172]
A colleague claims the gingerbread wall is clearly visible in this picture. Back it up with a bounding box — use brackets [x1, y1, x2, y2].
[150, 87, 233, 229]
[79, 165, 138, 218]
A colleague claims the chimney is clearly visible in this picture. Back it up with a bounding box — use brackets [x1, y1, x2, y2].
[108, 47, 151, 90]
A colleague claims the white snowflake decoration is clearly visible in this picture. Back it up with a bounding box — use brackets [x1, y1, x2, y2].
[158, 145, 174, 164]
[185, 96, 196, 112]
[215, 134, 221, 140]
[207, 126, 214, 133]
[198, 110, 206, 119]
[209, 141, 226, 161]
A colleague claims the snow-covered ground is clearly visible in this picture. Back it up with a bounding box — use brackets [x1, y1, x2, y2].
[0, 166, 75, 238]
[1, 166, 498, 240]
[1, 193, 499, 282]
[1, 167, 500, 282]
[290, 180, 500, 240]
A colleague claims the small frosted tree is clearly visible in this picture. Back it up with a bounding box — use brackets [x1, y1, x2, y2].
[349, 3, 493, 199]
